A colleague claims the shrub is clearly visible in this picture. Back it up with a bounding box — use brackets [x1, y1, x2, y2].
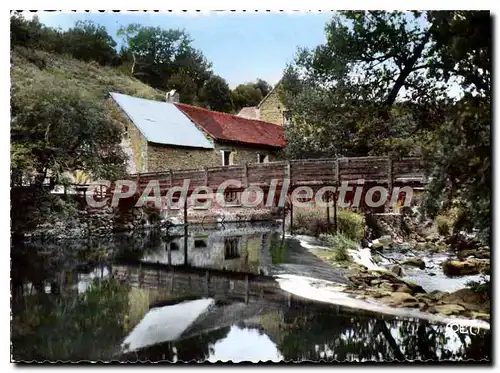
[337, 210, 365, 242]
[435, 215, 450, 236]
[319, 233, 357, 262]
[291, 205, 364, 243]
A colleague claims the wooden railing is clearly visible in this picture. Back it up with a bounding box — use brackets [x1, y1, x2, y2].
[129, 156, 426, 191]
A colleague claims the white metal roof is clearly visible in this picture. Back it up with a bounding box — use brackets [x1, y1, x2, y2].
[110, 92, 214, 149]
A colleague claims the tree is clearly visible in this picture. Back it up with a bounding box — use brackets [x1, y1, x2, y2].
[199, 75, 234, 112]
[254, 78, 272, 97]
[10, 78, 126, 235]
[231, 83, 263, 112]
[117, 24, 212, 104]
[231, 79, 273, 112]
[64, 20, 119, 66]
[10, 14, 119, 66]
[280, 10, 491, 238]
[422, 11, 491, 241]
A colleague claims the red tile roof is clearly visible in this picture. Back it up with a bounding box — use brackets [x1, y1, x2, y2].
[174, 103, 286, 148]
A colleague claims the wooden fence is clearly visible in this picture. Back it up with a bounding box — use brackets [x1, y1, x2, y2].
[129, 156, 426, 193]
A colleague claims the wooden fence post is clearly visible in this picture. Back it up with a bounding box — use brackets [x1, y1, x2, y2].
[326, 192, 330, 227]
[286, 162, 293, 234]
[334, 158, 340, 232]
[387, 157, 393, 213]
[243, 163, 248, 188]
[183, 198, 188, 266]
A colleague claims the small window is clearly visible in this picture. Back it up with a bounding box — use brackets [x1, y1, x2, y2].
[224, 237, 240, 260]
[124, 125, 128, 135]
[283, 110, 292, 126]
[194, 239, 207, 248]
[169, 241, 180, 251]
[258, 154, 269, 163]
[222, 150, 232, 166]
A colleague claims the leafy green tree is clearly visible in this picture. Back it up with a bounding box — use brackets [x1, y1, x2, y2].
[231, 83, 263, 112]
[422, 11, 491, 241]
[64, 20, 119, 66]
[231, 79, 273, 112]
[117, 24, 212, 104]
[280, 11, 491, 237]
[10, 78, 126, 235]
[254, 78, 272, 97]
[199, 75, 234, 112]
[10, 14, 119, 66]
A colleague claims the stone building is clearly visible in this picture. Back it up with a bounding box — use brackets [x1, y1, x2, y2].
[237, 81, 292, 127]
[110, 92, 286, 173]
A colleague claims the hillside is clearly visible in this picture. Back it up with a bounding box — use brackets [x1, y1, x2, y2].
[10, 46, 165, 103]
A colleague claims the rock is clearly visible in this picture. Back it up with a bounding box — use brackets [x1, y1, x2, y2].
[394, 284, 412, 293]
[429, 290, 449, 300]
[428, 272, 436, 276]
[372, 235, 392, 249]
[457, 247, 490, 260]
[401, 258, 426, 269]
[404, 280, 426, 294]
[414, 242, 427, 251]
[390, 265, 404, 276]
[470, 312, 490, 321]
[441, 288, 489, 308]
[416, 235, 426, 243]
[442, 259, 486, 276]
[386, 292, 419, 306]
[434, 304, 466, 316]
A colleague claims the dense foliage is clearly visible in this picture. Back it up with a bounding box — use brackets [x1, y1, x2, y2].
[232, 79, 273, 112]
[10, 13, 272, 112]
[280, 10, 491, 239]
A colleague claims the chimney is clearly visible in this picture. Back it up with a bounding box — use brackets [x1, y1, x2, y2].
[166, 89, 180, 103]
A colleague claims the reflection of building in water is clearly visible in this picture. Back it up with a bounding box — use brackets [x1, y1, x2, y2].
[141, 223, 280, 275]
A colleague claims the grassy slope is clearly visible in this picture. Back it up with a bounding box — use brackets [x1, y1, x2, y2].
[10, 46, 164, 102]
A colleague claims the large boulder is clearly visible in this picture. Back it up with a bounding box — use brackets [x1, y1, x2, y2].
[390, 264, 404, 276]
[381, 292, 420, 308]
[441, 288, 489, 310]
[401, 257, 426, 269]
[371, 235, 392, 250]
[457, 247, 491, 260]
[434, 304, 466, 316]
[442, 259, 487, 276]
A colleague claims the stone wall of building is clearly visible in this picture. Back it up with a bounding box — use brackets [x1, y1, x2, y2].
[109, 98, 281, 173]
[147, 142, 279, 172]
[258, 89, 285, 126]
[107, 99, 148, 173]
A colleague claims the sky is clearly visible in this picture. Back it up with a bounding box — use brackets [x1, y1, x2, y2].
[23, 11, 334, 88]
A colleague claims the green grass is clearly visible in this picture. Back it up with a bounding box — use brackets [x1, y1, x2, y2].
[11, 47, 165, 102]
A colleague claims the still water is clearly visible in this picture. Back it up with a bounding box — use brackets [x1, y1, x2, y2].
[11, 222, 491, 362]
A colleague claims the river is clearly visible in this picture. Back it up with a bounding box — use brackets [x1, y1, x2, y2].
[11, 222, 491, 362]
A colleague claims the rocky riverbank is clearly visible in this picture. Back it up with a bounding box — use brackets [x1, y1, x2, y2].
[306, 212, 491, 323]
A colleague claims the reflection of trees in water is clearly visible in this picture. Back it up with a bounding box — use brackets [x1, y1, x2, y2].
[11, 278, 131, 362]
[275, 309, 491, 362]
[112, 230, 165, 262]
[121, 327, 231, 362]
